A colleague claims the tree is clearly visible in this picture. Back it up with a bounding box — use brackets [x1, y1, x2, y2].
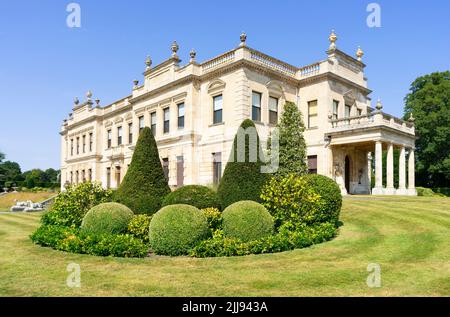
[270, 101, 308, 176]
[0, 161, 22, 187]
[403, 71, 450, 188]
[217, 119, 269, 209]
[114, 127, 171, 215]
[0, 151, 4, 163]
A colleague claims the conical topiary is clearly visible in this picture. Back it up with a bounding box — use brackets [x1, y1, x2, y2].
[217, 119, 269, 209]
[114, 127, 170, 215]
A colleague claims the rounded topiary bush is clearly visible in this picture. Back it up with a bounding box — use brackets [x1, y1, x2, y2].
[81, 202, 134, 235]
[149, 204, 209, 256]
[303, 174, 342, 225]
[222, 201, 273, 242]
[162, 185, 221, 210]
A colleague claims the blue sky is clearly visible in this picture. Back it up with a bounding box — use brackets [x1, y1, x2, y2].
[0, 0, 449, 171]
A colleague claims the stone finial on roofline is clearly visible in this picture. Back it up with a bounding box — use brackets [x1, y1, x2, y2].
[408, 112, 415, 123]
[356, 46, 364, 61]
[376, 98, 383, 111]
[171, 41, 179, 58]
[86, 90, 93, 101]
[189, 49, 196, 63]
[73, 97, 79, 106]
[145, 55, 152, 70]
[328, 29, 337, 51]
[240, 31, 247, 47]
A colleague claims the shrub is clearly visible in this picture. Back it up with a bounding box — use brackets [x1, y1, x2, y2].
[31, 224, 148, 258]
[127, 214, 152, 243]
[41, 182, 112, 228]
[217, 119, 269, 209]
[201, 207, 222, 231]
[81, 202, 134, 235]
[190, 223, 337, 258]
[417, 187, 446, 197]
[260, 174, 322, 227]
[114, 127, 170, 215]
[222, 201, 273, 242]
[433, 187, 450, 197]
[162, 185, 220, 210]
[149, 204, 209, 256]
[303, 174, 342, 225]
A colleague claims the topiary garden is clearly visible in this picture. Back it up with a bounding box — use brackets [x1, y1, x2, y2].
[31, 113, 342, 258]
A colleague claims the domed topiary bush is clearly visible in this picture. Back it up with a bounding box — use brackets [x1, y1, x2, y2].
[81, 202, 134, 235]
[222, 201, 273, 242]
[149, 204, 209, 256]
[303, 174, 342, 226]
[162, 185, 221, 210]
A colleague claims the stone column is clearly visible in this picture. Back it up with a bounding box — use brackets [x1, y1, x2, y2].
[386, 143, 395, 194]
[373, 141, 383, 195]
[408, 148, 417, 195]
[398, 145, 406, 194]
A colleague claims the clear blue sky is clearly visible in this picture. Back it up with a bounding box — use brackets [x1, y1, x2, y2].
[0, 0, 449, 171]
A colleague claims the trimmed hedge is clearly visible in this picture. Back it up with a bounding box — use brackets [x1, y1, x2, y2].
[114, 127, 170, 215]
[222, 201, 273, 242]
[149, 204, 209, 256]
[127, 214, 152, 243]
[217, 119, 269, 209]
[162, 185, 220, 210]
[303, 174, 342, 226]
[201, 207, 222, 231]
[81, 202, 134, 235]
[190, 222, 337, 258]
[30, 225, 148, 258]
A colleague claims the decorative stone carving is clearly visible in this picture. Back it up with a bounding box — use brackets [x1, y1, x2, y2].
[145, 55, 152, 70]
[74, 97, 79, 105]
[189, 49, 196, 63]
[328, 29, 337, 51]
[375, 99, 383, 110]
[240, 32, 247, 47]
[356, 46, 364, 61]
[133, 79, 139, 88]
[171, 41, 179, 58]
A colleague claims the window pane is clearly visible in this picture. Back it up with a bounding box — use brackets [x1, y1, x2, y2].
[309, 115, 318, 128]
[164, 108, 170, 121]
[252, 106, 261, 121]
[269, 97, 278, 112]
[269, 110, 278, 124]
[213, 95, 222, 111]
[308, 100, 318, 115]
[151, 112, 156, 125]
[345, 105, 351, 117]
[213, 109, 222, 124]
[252, 91, 261, 108]
[178, 103, 185, 117]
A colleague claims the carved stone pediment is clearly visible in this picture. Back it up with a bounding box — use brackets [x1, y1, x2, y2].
[343, 90, 356, 105]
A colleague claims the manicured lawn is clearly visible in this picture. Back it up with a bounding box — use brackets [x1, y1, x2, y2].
[0, 196, 449, 296]
[0, 192, 56, 211]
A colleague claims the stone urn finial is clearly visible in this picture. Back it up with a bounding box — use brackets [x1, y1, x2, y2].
[95, 99, 100, 107]
[408, 112, 415, 123]
[189, 49, 196, 63]
[86, 90, 93, 100]
[145, 55, 152, 70]
[376, 98, 383, 111]
[74, 97, 79, 105]
[356, 46, 364, 61]
[240, 31, 247, 47]
[133, 79, 139, 88]
[171, 41, 179, 58]
[328, 29, 337, 51]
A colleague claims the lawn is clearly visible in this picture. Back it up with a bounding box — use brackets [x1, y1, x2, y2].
[0, 192, 57, 211]
[0, 196, 449, 296]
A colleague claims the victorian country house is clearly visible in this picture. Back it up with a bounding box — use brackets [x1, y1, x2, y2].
[60, 31, 417, 196]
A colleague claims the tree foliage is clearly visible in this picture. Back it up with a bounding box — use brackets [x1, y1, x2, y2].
[114, 127, 170, 215]
[217, 119, 268, 209]
[403, 71, 450, 187]
[270, 101, 308, 177]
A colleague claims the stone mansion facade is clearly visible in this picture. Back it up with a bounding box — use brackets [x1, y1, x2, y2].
[60, 31, 417, 195]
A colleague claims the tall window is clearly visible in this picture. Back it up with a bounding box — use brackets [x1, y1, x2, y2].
[212, 152, 222, 185]
[162, 158, 169, 181]
[81, 170, 86, 182]
[89, 133, 93, 152]
[76, 137, 80, 154]
[151, 112, 157, 135]
[75, 171, 79, 184]
[115, 166, 121, 187]
[307, 155, 318, 174]
[345, 104, 352, 118]
[82, 135, 86, 153]
[107, 130, 112, 148]
[88, 169, 92, 181]
[213, 95, 223, 124]
[117, 126, 123, 145]
[177, 103, 185, 129]
[332, 100, 339, 120]
[128, 123, 133, 144]
[252, 91, 262, 122]
[70, 139, 74, 156]
[357, 108, 362, 116]
[308, 100, 318, 128]
[139, 116, 144, 133]
[163, 108, 170, 133]
[70, 171, 73, 184]
[269, 96, 278, 124]
[106, 167, 111, 189]
[176, 156, 184, 187]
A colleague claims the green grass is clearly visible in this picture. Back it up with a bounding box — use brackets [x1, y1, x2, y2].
[0, 196, 449, 296]
[0, 192, 56, 211]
